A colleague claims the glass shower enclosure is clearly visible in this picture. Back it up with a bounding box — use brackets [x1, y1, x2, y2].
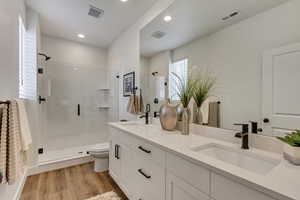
[38, 60, 110, 164]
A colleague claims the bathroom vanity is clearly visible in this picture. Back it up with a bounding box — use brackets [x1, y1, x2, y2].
[109, 121, 300, 200]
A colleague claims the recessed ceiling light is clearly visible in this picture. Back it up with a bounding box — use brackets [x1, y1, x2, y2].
[120, 0, 128, 2]
[164, 15, 172, 22]
[77, 34, 85, 39]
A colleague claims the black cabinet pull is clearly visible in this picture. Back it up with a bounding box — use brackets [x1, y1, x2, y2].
[138, 169, 151, 179]
[138, 146, 151, 154]
[117, 145, 120, 159]
[114, 145, 117, 159]
[77, 104, 81, 116]
[115, 144, 120, 160]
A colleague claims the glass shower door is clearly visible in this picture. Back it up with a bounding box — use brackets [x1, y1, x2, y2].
[38, 61, 109, 163]
[78, 67, 109, 146]
[40, 62, 83, 153]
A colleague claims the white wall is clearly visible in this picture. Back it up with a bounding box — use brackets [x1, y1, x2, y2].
[149, 51, 170, 77]
[42, 36, 107, 70]
[140, 56, 150, 105]
[108, 0, 175, 121]
[0, 0, 29, 199]
[146, 51, 170, 112]
[40, 36, 109, 151]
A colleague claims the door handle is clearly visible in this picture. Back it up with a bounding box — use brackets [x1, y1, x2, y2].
[138, 169, 151, 179]
[77, 104, 80, 116]
[263, 118, 270, 123]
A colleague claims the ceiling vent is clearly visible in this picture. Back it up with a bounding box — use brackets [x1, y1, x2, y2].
[222, 11, 239, 21]
[88, 5, 104, 18]
[152, 31, 166, 39]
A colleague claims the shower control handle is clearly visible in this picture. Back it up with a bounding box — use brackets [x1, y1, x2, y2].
[77, 104, 80, 116]
[39, 96, 46, 104]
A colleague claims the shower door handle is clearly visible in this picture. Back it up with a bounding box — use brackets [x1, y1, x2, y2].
[77, 104, 80, 116]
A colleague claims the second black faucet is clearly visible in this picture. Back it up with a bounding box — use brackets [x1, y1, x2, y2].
[234, 123, 249, 150]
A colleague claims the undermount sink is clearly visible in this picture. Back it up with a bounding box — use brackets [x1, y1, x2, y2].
[120, 122, 144, 126]
[191, 143, 281, 175]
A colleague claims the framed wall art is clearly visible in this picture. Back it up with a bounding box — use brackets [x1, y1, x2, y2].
[123, 71, 135, 97]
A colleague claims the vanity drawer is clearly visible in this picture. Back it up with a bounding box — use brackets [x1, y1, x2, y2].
[211, 173, 276, 200]
[131, 137, 166, 167]
[166, 152, 210, 195]
[110, 126, 166, 167]
[134, 152, 165, 200]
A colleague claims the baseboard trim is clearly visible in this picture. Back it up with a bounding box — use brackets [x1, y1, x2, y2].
[13, 168, 28, 200]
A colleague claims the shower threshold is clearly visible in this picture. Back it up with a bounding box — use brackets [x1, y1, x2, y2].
[38, 144, 95, 166]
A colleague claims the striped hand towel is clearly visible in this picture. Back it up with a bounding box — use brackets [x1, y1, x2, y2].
[7, 101, 24, 185]
[0, 104, 8, 184]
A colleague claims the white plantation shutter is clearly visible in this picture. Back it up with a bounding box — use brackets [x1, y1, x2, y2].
[19, 16, 37, 100]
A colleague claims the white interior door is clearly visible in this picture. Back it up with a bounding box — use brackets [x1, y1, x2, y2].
[263, 43, 300, 137]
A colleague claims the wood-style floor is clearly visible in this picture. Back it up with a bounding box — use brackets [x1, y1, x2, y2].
[21, 163, 128, 200]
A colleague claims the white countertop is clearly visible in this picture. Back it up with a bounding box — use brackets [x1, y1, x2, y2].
[109, 121, 300, 200]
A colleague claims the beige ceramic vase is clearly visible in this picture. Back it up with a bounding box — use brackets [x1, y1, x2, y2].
[182, 107, 191, 135]
[159, 103, 178, 131]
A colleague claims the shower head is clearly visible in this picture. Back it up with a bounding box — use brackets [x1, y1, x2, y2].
[38, 53, 51, 61]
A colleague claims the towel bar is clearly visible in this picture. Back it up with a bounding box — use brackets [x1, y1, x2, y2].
[0, 101, 10, 105]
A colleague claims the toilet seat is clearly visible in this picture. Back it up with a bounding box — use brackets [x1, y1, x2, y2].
[87, 143, 109, 154]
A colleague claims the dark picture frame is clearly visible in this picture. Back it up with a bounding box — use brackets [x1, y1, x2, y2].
[123, 71, 135, 97]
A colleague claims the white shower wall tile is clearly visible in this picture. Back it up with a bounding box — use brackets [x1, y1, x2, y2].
[40, 36, 109, 152]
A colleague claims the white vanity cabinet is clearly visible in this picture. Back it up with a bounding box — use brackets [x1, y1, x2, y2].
[109, 128, 166, 200]
[211, 173, 276, 200]
[166, 172, 210, 200]
[166, 152, 211, 200]
[109, 136, 121, 181]
[109, 127, 279, 200]
[109, 130, 134, 198]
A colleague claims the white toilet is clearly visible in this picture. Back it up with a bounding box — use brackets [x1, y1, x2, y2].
[87, 143, 109, 172]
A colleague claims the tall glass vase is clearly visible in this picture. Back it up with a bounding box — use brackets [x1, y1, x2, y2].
[193, 106, 203, 124]
[182, 108, 191, 135]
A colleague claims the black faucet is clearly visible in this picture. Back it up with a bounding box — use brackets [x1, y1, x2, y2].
[140, 104, 151, 124]
[234, 123, 249, 150]
[249, 121, 263, 134]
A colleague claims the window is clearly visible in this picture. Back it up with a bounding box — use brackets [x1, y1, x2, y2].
[18, 15, 37, 100]
[19, 16, 25, 91]
[169, 58, 188, 101]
